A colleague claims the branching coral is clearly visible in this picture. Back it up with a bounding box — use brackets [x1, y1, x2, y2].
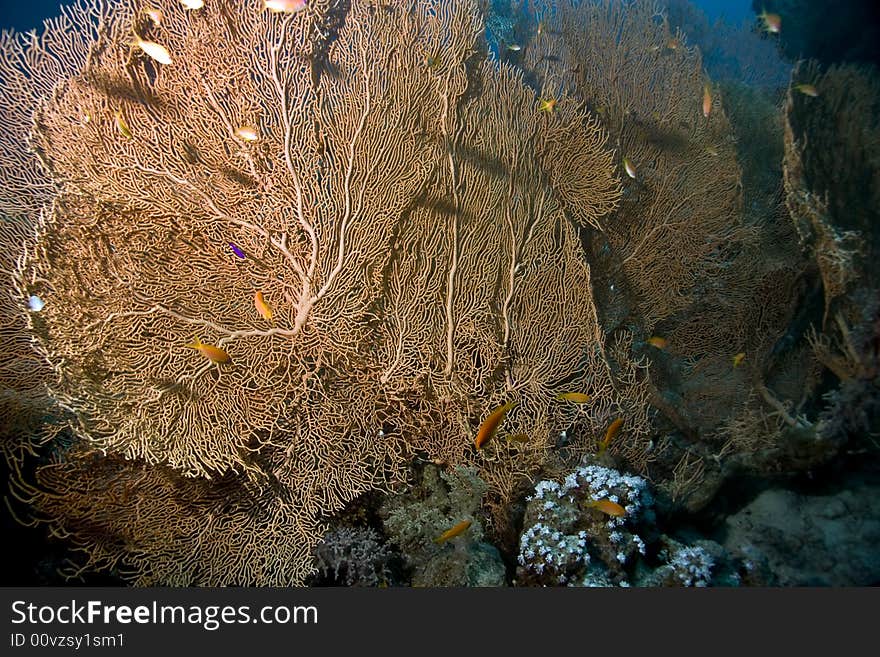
[516, 464, 653, 586]
[1, 0, 632, 584]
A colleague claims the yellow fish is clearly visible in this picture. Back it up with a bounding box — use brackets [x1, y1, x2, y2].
[504, 433, 530, 444]
[702, 83, 712, 118]
[598, 417, 623, 454]
[556, 392, 592, 404]
[586, 498, 626, 517]
[254, 291, 273, 323]
[475, 401, 517, 450]
[434, 519, 472, 544]
[115, 110, 133, 139]
[506, 44, 522, 52]
[185, 335, 231, 364]
[647, 336, 667, 349]
[794, 83, 819, 97]
[538, 97, 557, 113]
[623, 157, 637, 179]
[733, 352, 746, 368]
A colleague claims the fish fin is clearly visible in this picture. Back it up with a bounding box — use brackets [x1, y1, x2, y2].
[185, 334, 202, 350]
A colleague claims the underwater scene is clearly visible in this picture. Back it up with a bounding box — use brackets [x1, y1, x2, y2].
[0, 0, 878, 588]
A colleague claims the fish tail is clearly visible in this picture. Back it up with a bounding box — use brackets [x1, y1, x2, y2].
[185, 334, 202, 350]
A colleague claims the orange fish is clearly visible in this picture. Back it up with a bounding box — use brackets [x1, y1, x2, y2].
[732, 352, 746, 368]
[185, 335, 231, 364]
[599, 417, 623, 454]
[702, 83, 712, 118]
[647, 336, 667, 349]
[475, 401, 517, 450]
[434, 519, 472, 544]
[254, 291, 273, 323]
[586, 498, 626, 517]
[759, 10, 781, 34]
[556, 392, 591, 403]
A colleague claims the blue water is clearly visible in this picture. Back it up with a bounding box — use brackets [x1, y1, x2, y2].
[697, 0, 752, 23]
[0, 0, 64, 32]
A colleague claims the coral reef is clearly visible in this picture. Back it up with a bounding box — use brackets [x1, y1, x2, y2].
[1, 0, 631, 584]
[515, 463, 653, 586]
[515, 462, 751, 587]
[380, 465, 506, 587]
[1, 0, 878, 586]
[311, 527, 395, 587]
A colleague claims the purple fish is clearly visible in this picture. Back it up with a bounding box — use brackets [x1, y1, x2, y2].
[229, 242, 246, 259]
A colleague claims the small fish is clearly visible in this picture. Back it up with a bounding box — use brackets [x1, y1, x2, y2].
[144, 7, 163, 25]
[185, 335, 231, 364]
[759, 10, 781, 34]
[234, 126, 259, 142]
[180, 0, 204, 8]
[475, 401, 517, 450]
[506, 44, 522, 52]
[434, 519, 472, 544]
[586, 498, 626, 517]
[505, 433, 530, 444]
[667, 37, 681, 51]
[732, 352, 746, 368]
[229, 242, 246, 259]
[623, 157, 636, 179]
[702, 83, 712, 118]
[264, 0, 308, 13]
[599, 417, 623, 454]
[537, 21, 544, 36]
[538, 97, 557, 113]
[133, 36, 172, 65]
[556, 392, 592, 404]
[28, 295, 45, 312]
[115, 110, 133, 139]
[647, 336, 667, 349]
[794, 83, 819, 97]
[425, 54, 440, 68]
[254, 291, 274, 323]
